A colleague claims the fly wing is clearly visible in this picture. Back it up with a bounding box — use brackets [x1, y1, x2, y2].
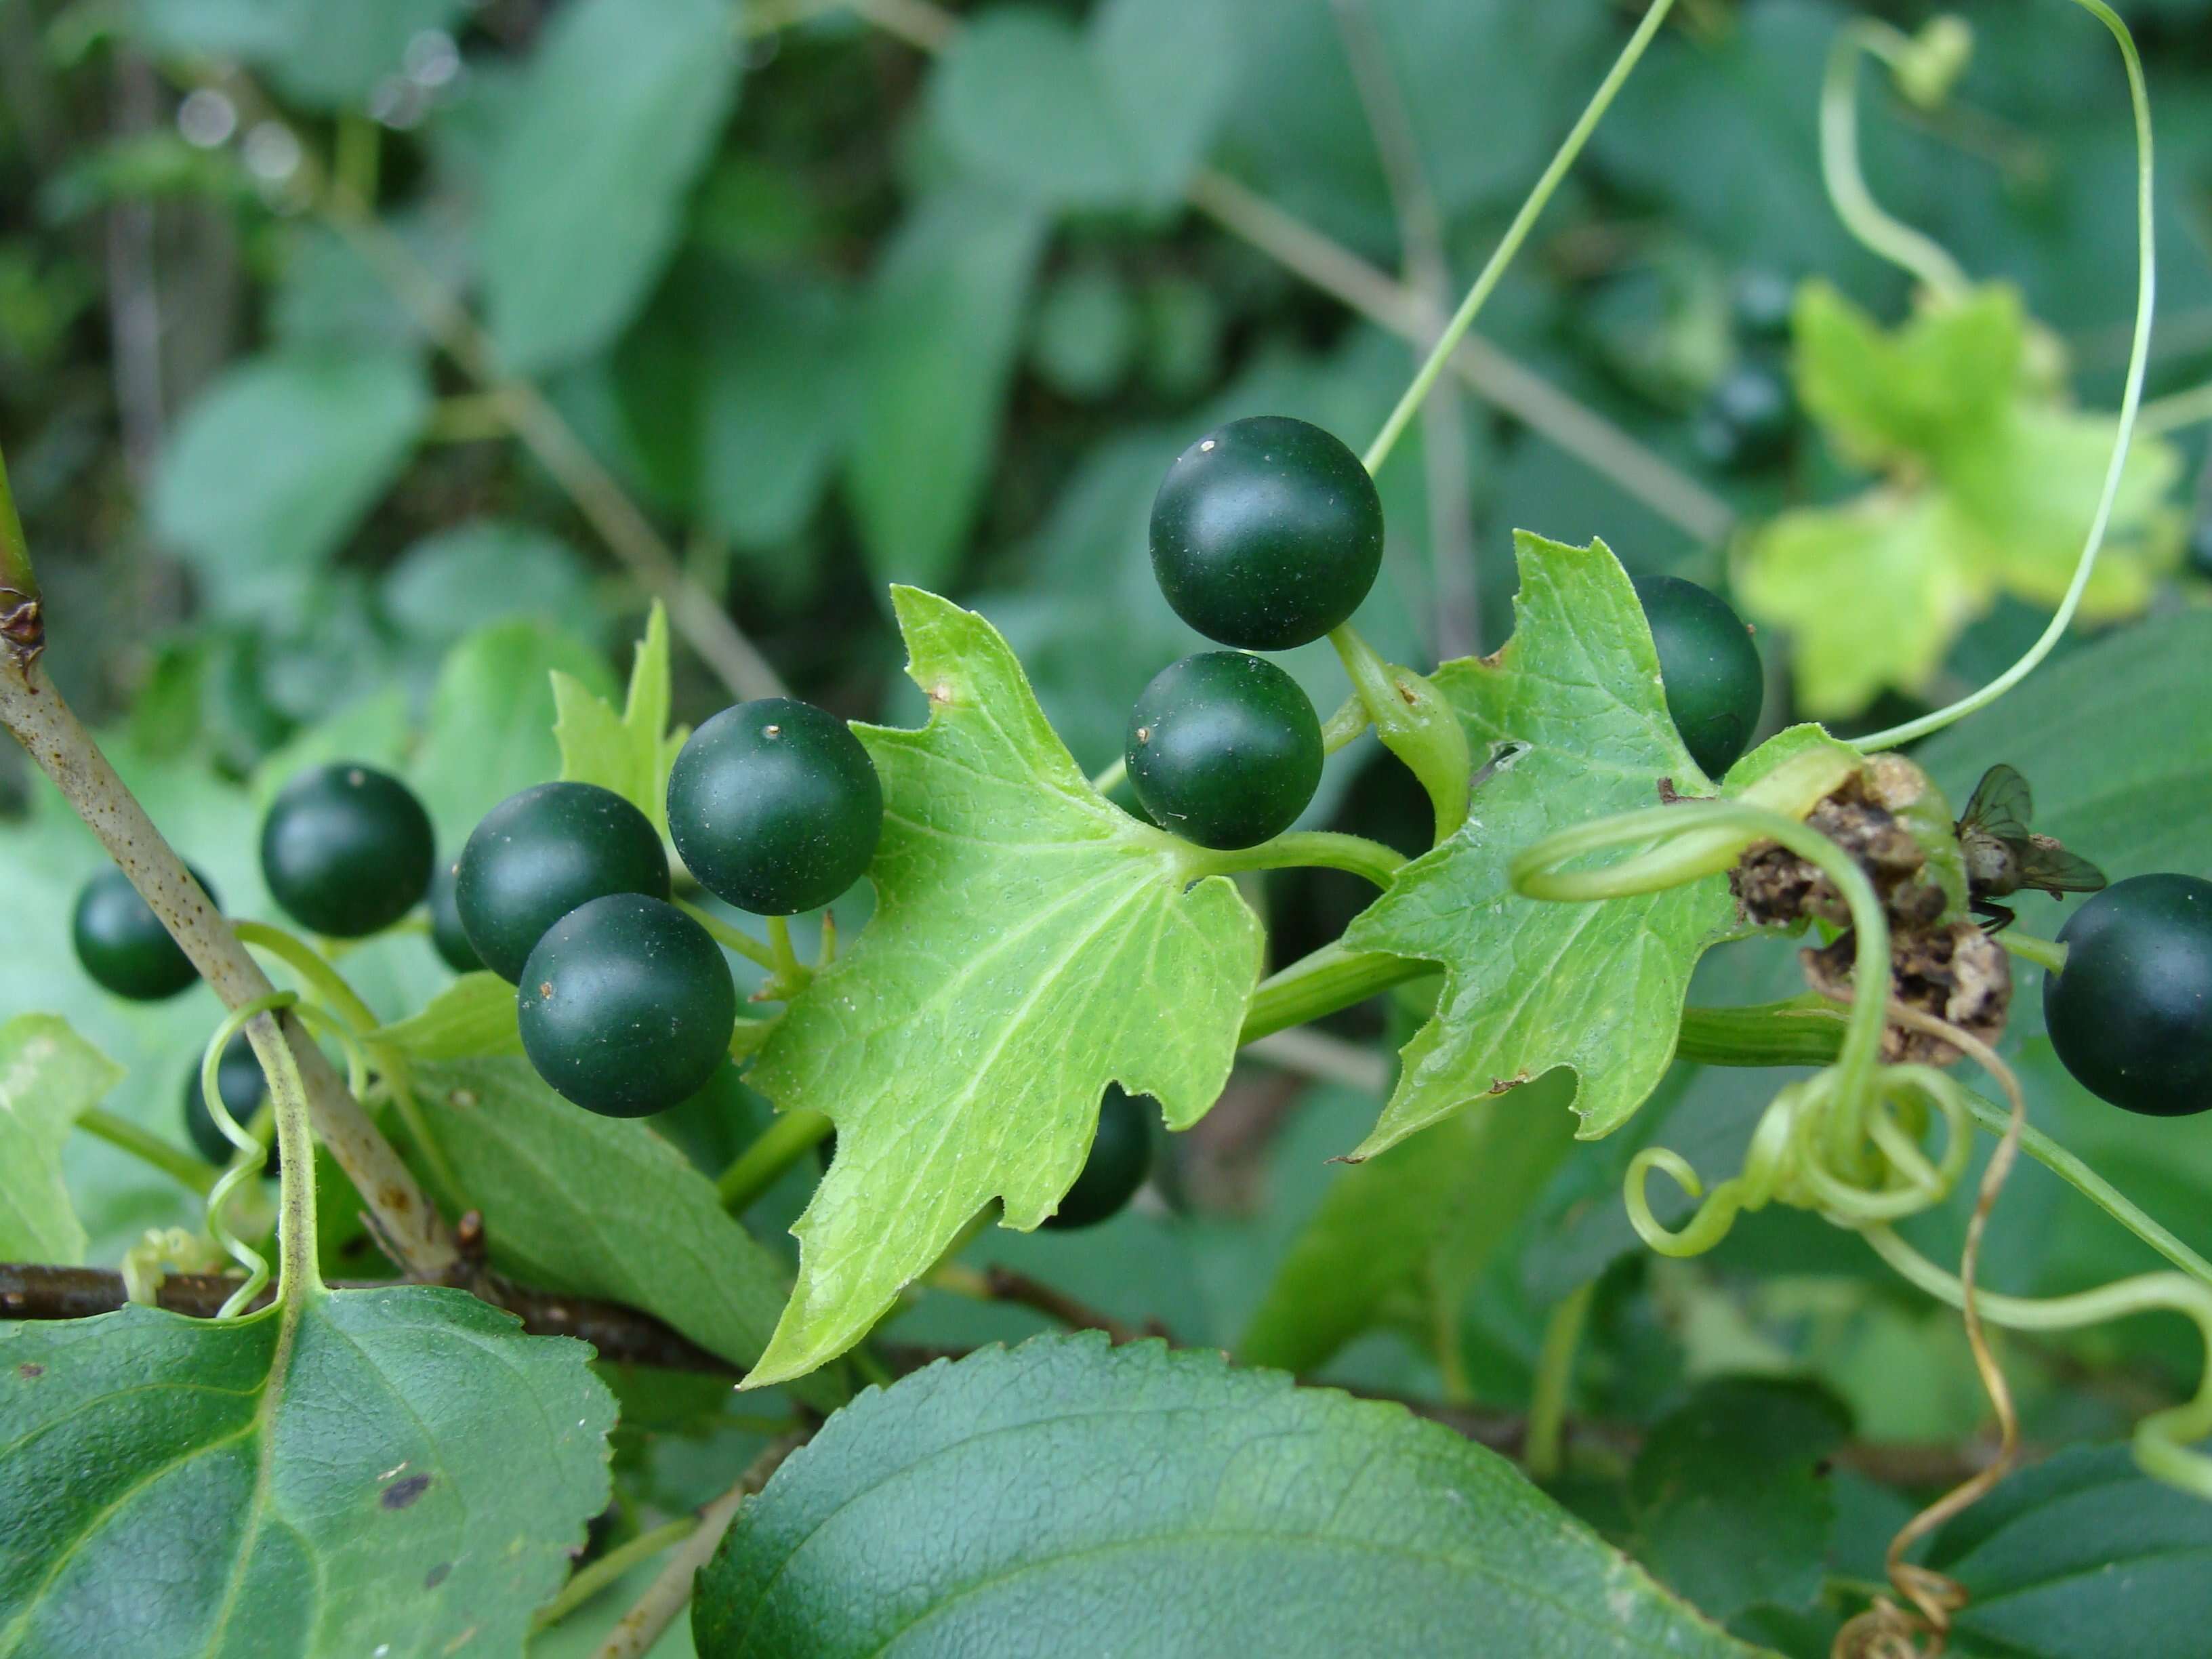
[1959, 763, 2034, 841]
[2019, 836, 2109, 895]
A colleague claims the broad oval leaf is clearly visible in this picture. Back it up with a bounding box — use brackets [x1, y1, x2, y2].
[0, 1286, 612, 1657]
[0, 1015, 124, 1265]
[1240, 1069, 1578, 1374]
[481, 0, 739, 375]
[743, 590, 1262, 1385]
[151, 350, 429, 602]
[1925, 1443, 2212, 1659]
[407, 1057, 842, 1412]
[693, 1334, 1761, 1658]
[844, 188, 1047, 588]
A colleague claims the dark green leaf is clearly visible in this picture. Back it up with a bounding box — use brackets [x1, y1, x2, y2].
[1240, 1070, 1578, 1374]
[482, 0, 739, 373]
[150, 351, 429, 602]
[1629, 1377, 1849, 1622]
[1926, 1444, 2212, 1659]
[844, 187, 1047, 588]
[0, 1287, 612, 1655]
[693, 1334, 1761, 1658]
[408, 1057, 842, 1412]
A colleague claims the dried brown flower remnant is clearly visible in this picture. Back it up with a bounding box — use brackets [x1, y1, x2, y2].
[1805, 920, 2012, 1064]
[1731, 756, 1948, 933]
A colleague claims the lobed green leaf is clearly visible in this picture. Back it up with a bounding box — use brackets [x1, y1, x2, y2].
[743, 589, 1261, 1385]
[0, 1015, 125, 1265]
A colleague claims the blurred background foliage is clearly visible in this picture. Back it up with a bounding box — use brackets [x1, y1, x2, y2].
[7, 1, 2212, 1650]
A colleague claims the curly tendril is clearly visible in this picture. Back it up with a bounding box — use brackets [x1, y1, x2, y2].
[198, 992, 294, 1317]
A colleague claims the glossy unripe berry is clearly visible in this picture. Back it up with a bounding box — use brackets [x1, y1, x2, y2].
[516, 894, 737, 1118]
[456, 783, 670, 982]
[2188, 512, 2212, 581]
[2043, 874, 2212, 1118]
[1692, 362, 1794, 472]
[260, 763, 434, 939]
[1044, 1085, 1155, 1230]
[427, 857, 483, 975]
[667, 699, 881, 916]
[72, 865, 215, 1002]
[1149, 415, 1383, 651]
[183, 1031, 277, 1174]
[1631, 575, 1764, 780]
[1126, 652, 1323, 851]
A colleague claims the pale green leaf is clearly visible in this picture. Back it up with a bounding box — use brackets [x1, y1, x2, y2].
[482, 0, 739, 374]
[1737, 489, 1990, 717]
[0, 1015, 124, 1265]
[369, 972, 520, 1061]
[1942, 403, 2182, 616]
[554, 603, 683, 835]
[1791, 280, 2028, 468]
[1240, 1070, 1578, 1374]
[844, 188, 1047, 588]
[1345, 535, 1849, 1157]
[0, 1286, 613, 1656]
[744, 590, 1261, 1385]
[127, 0, 467, 110]
[1092, 0, 1237, 206]
[692, 1334, 1760, 1658]
[150, 350, 429, 599]
[407, 1058, 842, 1411]
[410, 619, 614, 842]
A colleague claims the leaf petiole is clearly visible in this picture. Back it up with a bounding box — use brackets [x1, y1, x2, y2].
[716, 1107, 833, 1214]
[77, 1106, 220, 1198]
[675, 898, 779, 970]
[1181, 830, 1406, 892]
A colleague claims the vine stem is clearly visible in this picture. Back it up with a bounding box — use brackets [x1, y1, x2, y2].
[1996, 929, 2067, 975]
[1359, 0, 1683, 475]
[1853, 0, 2154, 751]
[676, 899, 779, 971]
[1181, 831, 1406, 892]
[1525, 1280, 1594, 1483]
[2135, 377, 2212, 436]
[0, 613, 459, 1279]
[78, 1107, 218, 1197]
[531, 1516, 701, 1633]
[718, 1107, 834, 1214]
[1819, 20, 1971, 300]
[589, 1433, 806, 1659]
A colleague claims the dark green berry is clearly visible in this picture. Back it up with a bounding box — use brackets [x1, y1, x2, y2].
[1632, 575, 1764, 780]
[516, 893, 737, 1118]
[1126, 651, 1322, 851]
[1692, 361, 1795, 471]
[72, 865, 215, 1002]
[456, 782, 670, 982]
[1149, 415, 1383, 651]
[667, 699, 881, 916]
[260, 762, 434, 939]
[427, 857, 483, 975]
[183, 1031, 278, 1174]
[1732, 268, 1796, 342]
[2188, 512, 2212, 581]
[1044, 1084, 1155, 1230]
[2043, 874, 2212, 1118]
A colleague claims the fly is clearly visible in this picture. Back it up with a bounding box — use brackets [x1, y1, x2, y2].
[1956, 763, 2107, 932]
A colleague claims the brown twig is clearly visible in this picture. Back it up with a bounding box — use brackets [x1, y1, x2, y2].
[0, 629, 458, 1279]
[590, 1433, 805, 1659]
[0, 1261, 737, 1374]
[977, 1265, 1157, 1347]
